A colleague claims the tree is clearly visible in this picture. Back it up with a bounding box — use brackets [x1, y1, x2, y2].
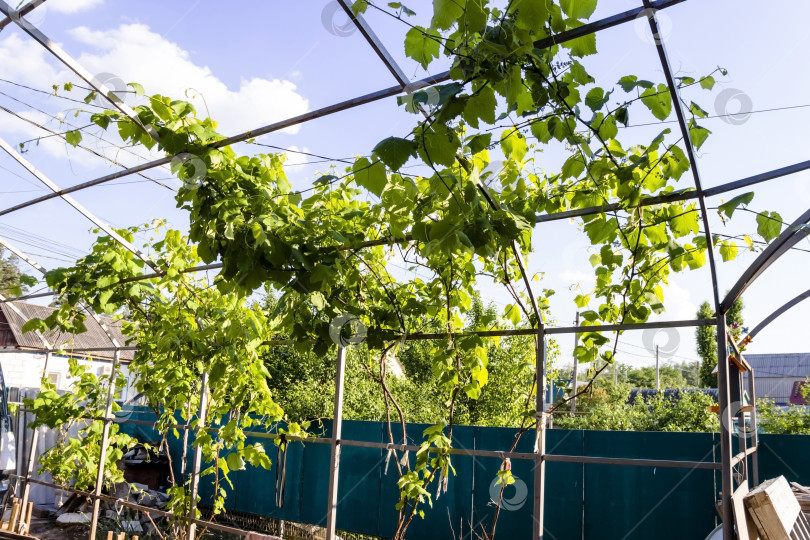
[697, 298, 744, 387]
[626, 365, 687, 389]
[0, 248, 31, 297]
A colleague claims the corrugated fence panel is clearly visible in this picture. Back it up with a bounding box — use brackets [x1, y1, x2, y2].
[545, 429, 585, 540]
[581, 431, 719, 540]
[469, 425, 535, 540]
[758, 433, 810, 485]
[115, 408, 810, 539]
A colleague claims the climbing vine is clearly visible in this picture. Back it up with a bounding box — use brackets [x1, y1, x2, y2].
[21, 0, 784, 538]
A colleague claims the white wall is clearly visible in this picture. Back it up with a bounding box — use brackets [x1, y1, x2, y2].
[0, 350, 136, 401]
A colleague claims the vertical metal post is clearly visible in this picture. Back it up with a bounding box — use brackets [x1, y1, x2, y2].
[716, 316, 735, 539]
[655, 345, 660, 391]
[532, 331, 547, 540]
[325, 346, 347, 540]
[187, 372, 209, 540]
[89, 350, 121, 540]
[570, 312, 579, 413]
[747, 368, 759, 486]
[19, 351, 51, 525]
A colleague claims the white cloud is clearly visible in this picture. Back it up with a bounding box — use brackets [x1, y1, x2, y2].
[0, 33, 61, 88]
[48, 0, 105, 14]
[658, 281, 696, 320]
[65, 24, 310, 135]
[0, 109, 101, 168]
[560, 270, 593, 285]
[283, 146, 311, 167]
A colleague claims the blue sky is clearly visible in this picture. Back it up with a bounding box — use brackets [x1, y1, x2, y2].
[0, 0, 809, 374]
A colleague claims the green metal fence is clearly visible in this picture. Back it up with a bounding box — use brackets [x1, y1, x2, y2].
[118, 411, 810, 539]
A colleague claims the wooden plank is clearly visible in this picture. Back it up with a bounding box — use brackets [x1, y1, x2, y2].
[734, 483, 761, 540]
[792, 482, 810, 496]
[23, 502, 32, 535]
[8, 501, 20, 535]
[745, 476, 801, 540]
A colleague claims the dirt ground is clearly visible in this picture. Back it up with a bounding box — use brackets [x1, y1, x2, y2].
[29, 518, 90, 540]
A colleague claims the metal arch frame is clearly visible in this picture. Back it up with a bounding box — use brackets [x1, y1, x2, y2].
[0, 0, 158, 141]
[721, 207, 810, 313]
[746, 288, 810, 341]
[0, 0, 44, 32]
[0, 137, 160, 271]
[0, 1, 808, 539]
[638, 7, 745, 537]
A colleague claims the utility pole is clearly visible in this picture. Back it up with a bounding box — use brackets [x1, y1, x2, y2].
[655, 344, 660, 391]
[570, 312, 579, 413]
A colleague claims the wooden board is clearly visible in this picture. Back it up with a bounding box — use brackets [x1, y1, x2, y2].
[733, 483, 761, 540]
[745, 476, 802, 540]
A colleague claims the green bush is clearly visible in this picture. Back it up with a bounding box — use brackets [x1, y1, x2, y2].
[554, 388, 719, 433]
[757, 399, 810, 435]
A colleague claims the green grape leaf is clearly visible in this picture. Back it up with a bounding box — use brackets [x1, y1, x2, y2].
[466, 133, 492, 155]
[574, 294, 590, 308]
[688, 118, 711, 149]
[717, 192, 754, 219]
[719, 241, 738, 262]
[756, 211, 783, 242]
[500, 129, 527, 161]
[618, 75, 638, 92]
[563, 33, 597, 57]
[690, 101, 709, 118]
[641, 84, 672, 121]
[417, 124, 460, 166]
[226, 453, 246, 471]
[669, 205, 700, 238]
[431, 0, 464, 30]
[372, 137, 417, 170]
[462, 85, 497, 128]
[405, 26, 440, 69]
[615, 107, 629, 126]
[644, 291, 665, 314]
[353, 157, 388, 197]
[561, 0, 597, 19]
[510, 0, 551, 30]
[700, 76, 715, 90]
[352, 0, 368, 15]
[585, 87, 609, 112]
[65, 130, 82, 147]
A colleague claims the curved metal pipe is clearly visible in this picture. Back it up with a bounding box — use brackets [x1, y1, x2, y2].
[720, 207, 810, 314]
[747, 288, 810, 340]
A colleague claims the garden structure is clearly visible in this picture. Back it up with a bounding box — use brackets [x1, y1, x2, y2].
[0, 1, 808, 539]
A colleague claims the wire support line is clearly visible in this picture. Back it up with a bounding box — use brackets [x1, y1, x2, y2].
[0, 101, 175, 192]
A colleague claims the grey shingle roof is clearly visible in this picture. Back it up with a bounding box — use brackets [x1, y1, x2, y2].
[0, 301, 135, 361]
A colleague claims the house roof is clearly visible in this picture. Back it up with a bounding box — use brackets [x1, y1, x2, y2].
[743, 353, 810, 378]
[0, 301, 135, 361]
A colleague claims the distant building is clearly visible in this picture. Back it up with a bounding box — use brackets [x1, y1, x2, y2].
[0, 301, 136, 398]
[742, 353, 810, 406]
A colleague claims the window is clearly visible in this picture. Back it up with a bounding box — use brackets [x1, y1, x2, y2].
[46, 372, 61, 389]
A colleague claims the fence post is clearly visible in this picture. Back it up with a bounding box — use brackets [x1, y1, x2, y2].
[532, 331, 546, 540]
[716, 315, 735, 539]
[187, 372, 209, 540]
[89, 349, 121, 539]
[747, 367, 759, 486]
[325, 346, 347, 540]
[19, 350, 51, 528]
